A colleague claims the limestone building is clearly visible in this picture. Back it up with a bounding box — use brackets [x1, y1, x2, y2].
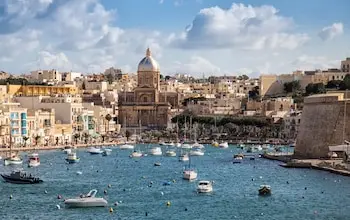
[118, 48, 179, 129]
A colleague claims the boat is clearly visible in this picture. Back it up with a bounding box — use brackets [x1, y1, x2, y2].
[64, 189, 108, 208]
[28, 153, 40, 167]
[219, 142, 229, 149]
[190, 148, 204, 156]
[181, 144, 192, 149]
[197, 180, 213, 193]
[192, 142, 205, 149]
[149, 147, 162, 156]
[179, 153, 189, 162]
[1, 170, 43, 184]
[183, 154, 197, 180]
[4, 154, 23, 166]
[255, 145, 263, 151]
[233, 153, 244, 163]
[258, 185, 271, 196]
[175, 143, 182, 148]
[130, 150, 143, 158]
[102, 149, 112, 156]
[166, 142, 175, 147]
[66, 152, 80, 164]
[63, 146, 72, 154]
[154, 162, 161, 166]
[87, 147, 104, 154]
[212, 141, 219, 147]
[159, 141, 166, 146]
[119, 144, 134, 150]
[165, 150, 176, 157]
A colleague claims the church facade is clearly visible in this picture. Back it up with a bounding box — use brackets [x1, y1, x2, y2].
[118, 48, 179, 129]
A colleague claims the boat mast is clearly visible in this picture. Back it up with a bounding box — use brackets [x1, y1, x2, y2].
[184, 116, 187, 142]
[343, 90, 347, 143]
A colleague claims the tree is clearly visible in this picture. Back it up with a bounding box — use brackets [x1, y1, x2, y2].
[305, 83, 326, 95]
[106, 73, 114, 84]
[83, 133, 89, 144]
[125, 130, 131, 141]
[101, 134, 107, 143]
[340, 74, 350, 90]
[81, 81, 86, 90]
[22, 136, 29, 147]
[55, 137, 59, 145]
[326, 80, 342, 89]
[73, 133, 80, 145]
[165, 75, 171, 81]
[34, 135, 41, 146]
[283, 81, 301, 94]
[105, 114, 112, 133]
[248, 86, 260, 100]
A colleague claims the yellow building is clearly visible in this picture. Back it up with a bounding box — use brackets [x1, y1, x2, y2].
[7, 84, 79, 96]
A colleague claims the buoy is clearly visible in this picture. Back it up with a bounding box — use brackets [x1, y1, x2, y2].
[145, 212, 148, 216]
[108, 184, 111, 188]
[166, 201, 171, 207]
[114, 202, 119, 206]
[304, 187, 307, 190]
[9, 195, 13, 199]
[104, 190, 107, 194]
[57, 195, 62, 199]
[76, 171, 82, 175]
[286, 181, 289, 184]
[160, 191, 164, 196]
[185, 208, 188, 211]
[109, 207, 114, 213]
[44, 190, 48, 194]
[56, 204, 61, 210]
[172, 179, 176, 183]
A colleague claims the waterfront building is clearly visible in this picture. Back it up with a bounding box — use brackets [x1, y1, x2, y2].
[118, 48, 180, 129]
[187, 98, 241, 115]
[7, 84, 78, 96]
[283, 110, 302, 140]
[27, 108, 55, 146]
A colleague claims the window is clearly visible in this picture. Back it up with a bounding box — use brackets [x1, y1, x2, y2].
[143, 96, 148, 102]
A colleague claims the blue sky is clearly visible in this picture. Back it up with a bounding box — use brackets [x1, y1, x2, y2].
[0, 0, 349, 76]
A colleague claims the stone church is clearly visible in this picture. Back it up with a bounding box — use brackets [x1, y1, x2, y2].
[118, 48, 179, 129]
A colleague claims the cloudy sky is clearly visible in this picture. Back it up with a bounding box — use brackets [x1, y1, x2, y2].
[0, 0, 349, 77]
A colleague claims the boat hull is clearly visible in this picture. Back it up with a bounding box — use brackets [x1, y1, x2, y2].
[66, 158, 80, 164]
[64, 198, 108, 208]
[1, 175, 43, 184]
[197, 187, 213, 193]
[28, 162, 41, 167]
[4, 159, 23, 166]
[183, 171, 197, 180]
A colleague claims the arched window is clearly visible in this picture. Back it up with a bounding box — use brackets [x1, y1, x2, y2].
[143, 96, 148, 102]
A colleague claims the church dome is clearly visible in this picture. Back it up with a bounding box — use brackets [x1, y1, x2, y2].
[137, 48, 160, 72]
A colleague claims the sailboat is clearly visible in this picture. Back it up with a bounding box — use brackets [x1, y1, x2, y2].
[183, 154, 197, 180]
[4, 123, 23, 166]
[130, 120, 144, 158]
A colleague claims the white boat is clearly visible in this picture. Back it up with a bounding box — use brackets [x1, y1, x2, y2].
[66, 152, 80, 164]
[4, 154, 23, 166]
[28, 153, 40, 167]
[175, 143, 182, 148]
[63, 146, 72, 154]
[219, 142, 229, 148]
[119, 144, 134, 150]
[165, 150, 176, 157]
[183, 169, 197, 180]
[255, 145, 263, 151]
[88, 147, 104, 154]
[102, 149, 112, 156]
[159, 142, 166, 146]
[179, 153, 189, 162]
[192, 142, 205, 149]
[197, 180, 213, 193]
[212, 141, 219, 147]
[64, 189, 108, 208]
[166, 142, 175, 147]
[190, 149, 204, 156]
[181, 144, 192, 149]
[150, 147, 162, 156]
[130, 150, 143, 158]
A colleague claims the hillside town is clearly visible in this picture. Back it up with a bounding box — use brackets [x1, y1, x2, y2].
[0, 49, 349, 150]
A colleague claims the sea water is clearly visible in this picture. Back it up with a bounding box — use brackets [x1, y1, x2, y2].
[0, 145, 349, 220]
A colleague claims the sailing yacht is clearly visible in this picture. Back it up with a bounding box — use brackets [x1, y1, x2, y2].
[4, 126, 23, 166]
[183, 155, 197, 180]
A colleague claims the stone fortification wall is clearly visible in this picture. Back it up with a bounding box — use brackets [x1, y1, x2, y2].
[295, 93, 350, 159]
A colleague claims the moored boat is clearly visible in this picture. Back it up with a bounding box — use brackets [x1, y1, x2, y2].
[258, 185, 271, 196]
[64, 189, 108, 208]
[179, 153, 189, 162]
[150, 147, 162, 156]
[1, 170, 43, 184]
[4, 154, 23, 166]
[119, 144, 134, 150]
[28, 153, 40, 167]
[63, 146, 72, 154]
[197, 180, 213, 193]
[165, 150, 176, 157]
[102, 149, 112, 156]
[87, 147, 104, 154]
[219, 142, 229, 149]
[66, 152, 80, 164]
[190, 149, 204, 156]
[130, 150, 143, 158]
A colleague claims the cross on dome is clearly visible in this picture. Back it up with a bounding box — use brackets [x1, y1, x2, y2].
[146, 47, 151, 57]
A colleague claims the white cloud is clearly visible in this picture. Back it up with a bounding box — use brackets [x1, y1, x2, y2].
[159, 0, 164, 4]
[318, 23, 344, 41]
[291, 55, 340, 70]
[168, 3, 309, 50]
[169, 56, 221, 75]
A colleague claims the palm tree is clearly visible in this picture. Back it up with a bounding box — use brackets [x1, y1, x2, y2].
[105, 114, 112, 134]
[125, 130, 131, 141]
[83, 133, 90, 144]
[73, 133, 80, 145]
[101, 134, 107, 143]
[22, 136, 29, 147]
[34, 135, 41, 146]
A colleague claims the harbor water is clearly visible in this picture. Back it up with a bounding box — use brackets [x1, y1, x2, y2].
[0, 145, 350, 220]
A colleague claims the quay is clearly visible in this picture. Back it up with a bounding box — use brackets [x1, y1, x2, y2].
[262, 152, 350, 177]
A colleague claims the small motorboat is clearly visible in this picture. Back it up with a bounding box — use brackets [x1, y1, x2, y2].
[175, 143, 182, 148]
[87, 147, 103, 154]
[190, 149, 204, 156]
[4, 154, 23, 166]
[64, 189, 108, 208]
[1, 170, 43, 184]
[159, 141, 166, 146]
[63, 146, 72, 154]
[154, 162, 161, 166]
[219, 142, 229, 149]
[66, 152, 80, 164]
[197, 180, 213, 193]
[130, 150, 143, 158]
[28, 153, 40, 167]
[166, 142, 175, 147]
[233, 154, 243, 164]
[150, 147, 162, 156]
[102, 149, 112, 156]
[181, 144, 192, 149]
[178, 153, 189, 162]
[211, 141, 219, 147]
[119, 144, 134, 150]
[183, 169, 197, 180]
[192, 142, 205, 149]
[258, 185, 271, 196]
[165, 150, 176, 157]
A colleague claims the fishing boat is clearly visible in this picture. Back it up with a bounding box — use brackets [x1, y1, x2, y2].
[130, 150, 143, 158]
[165, 149, 176, 157]
[258, 185, 271, 196]
[219, 142, 229, 149]
[149, 147, 162, 156]
[1, 170, 43, 184]
[66, 152, 80, 163]
[4, 153, 23, 166]
[102, 149, 112, 156]
[28, 153, 40, 167]
[64, 189, 108, 208]
[197, 180, 213, 193]
[190, 148, 204, 156]
[87, 147, 103, 154]
[119, 144, 134, 150]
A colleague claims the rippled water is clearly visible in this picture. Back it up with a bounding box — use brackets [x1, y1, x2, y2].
[0, 145, 349, 220]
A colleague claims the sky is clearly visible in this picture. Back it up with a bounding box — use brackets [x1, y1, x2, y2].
[0, 0, 349, 77]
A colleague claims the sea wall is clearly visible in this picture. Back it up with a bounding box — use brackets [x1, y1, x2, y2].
[295, 93, 350, 159]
